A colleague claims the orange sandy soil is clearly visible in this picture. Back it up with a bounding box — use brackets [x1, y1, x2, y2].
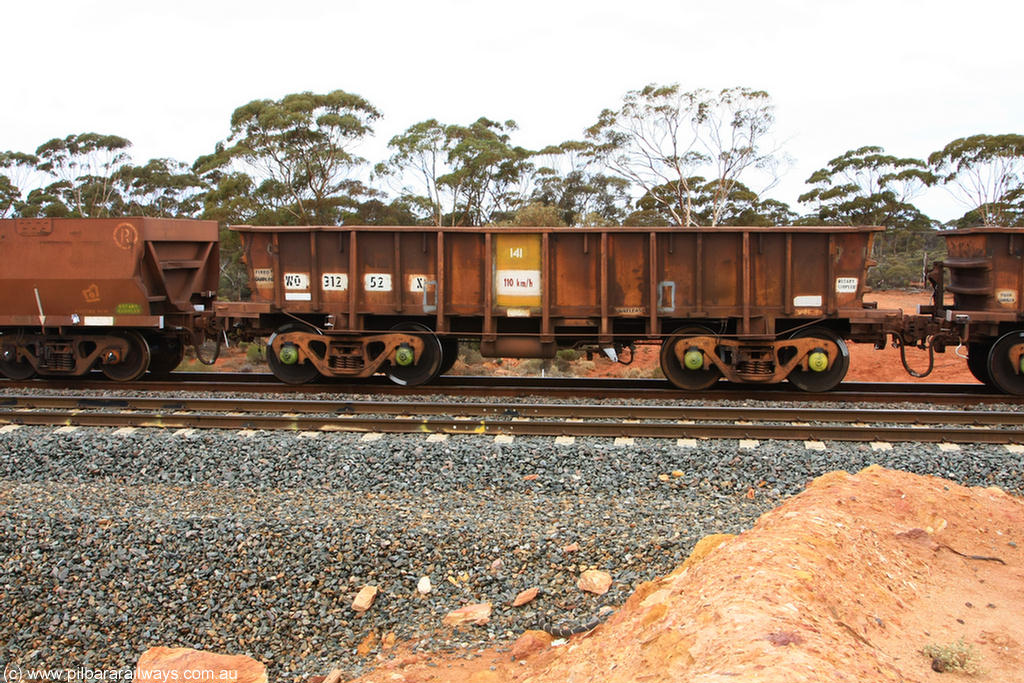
[319, 467, 1023, 683]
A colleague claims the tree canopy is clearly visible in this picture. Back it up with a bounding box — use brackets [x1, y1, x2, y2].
[928, 134, 1024, 226]
[586, 85, 781, 226]
[195, 89, 382, 225]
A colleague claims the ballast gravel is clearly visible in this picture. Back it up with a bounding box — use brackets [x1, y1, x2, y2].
[0, 422, 1022, 680]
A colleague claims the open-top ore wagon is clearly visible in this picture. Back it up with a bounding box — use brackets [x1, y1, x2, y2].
[217, 224, 896, 391]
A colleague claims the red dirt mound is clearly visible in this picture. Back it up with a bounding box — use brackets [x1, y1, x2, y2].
[339, 466, 1023, 683]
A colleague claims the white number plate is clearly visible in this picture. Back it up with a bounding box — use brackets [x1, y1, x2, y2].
[496, 269, 541, 296]
[284, 272, 309, 290]
[321, 273, 349, 291]
[364, 273, 393, 291]
[408, 275, 430, 292]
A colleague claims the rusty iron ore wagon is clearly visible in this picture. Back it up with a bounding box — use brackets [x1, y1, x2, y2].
[216, 224, 900, 392]
[927, 226, 1024, 394]
[0, 217, 219, 381]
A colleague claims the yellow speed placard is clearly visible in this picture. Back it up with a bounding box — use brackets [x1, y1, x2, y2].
[494, 233, 541, 309]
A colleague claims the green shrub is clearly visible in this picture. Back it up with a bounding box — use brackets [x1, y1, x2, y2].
[923, 638, 983, 675]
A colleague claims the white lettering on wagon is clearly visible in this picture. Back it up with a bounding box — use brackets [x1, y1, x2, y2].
[835, 277, 858, 293]
[284, 272, 309, 290]
[364, 273, 393, 291]
[496, 269, 541, 297]
[408, 274, 430, 293]
[321, 273, 349, 291]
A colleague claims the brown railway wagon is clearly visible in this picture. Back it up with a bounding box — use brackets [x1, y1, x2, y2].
[932, 226, 1024, 394]
[218, 224, 895, 391]
[0, 217, 219, 381]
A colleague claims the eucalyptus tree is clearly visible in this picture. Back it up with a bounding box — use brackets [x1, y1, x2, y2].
[928, 134, 1024, 226]
[799, 145, 935, 226]
[378, 117, 533, 226]
[629, 178, 795, 227]
[0, 151, 38, 217]
[30, 133, 132, 217]
[118, 158, 204, 217]
[800, 145, 940, 287]
[586, 84, 780, 226]
[196, 90, 381, 225]
[530, 140, 629, 226]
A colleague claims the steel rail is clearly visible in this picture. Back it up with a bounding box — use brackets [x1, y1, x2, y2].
[1, 396, 1022, 443]
[0, 408, 1021, 443]
[2, 395, 1024, 427]
[2, 374, 1018, 405]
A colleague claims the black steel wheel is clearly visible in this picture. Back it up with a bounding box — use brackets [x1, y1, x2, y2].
[386, 322, 443, 387]
[267, 323, 321, 385]
[986, 330, 1024, 395]
[0, 335, 35, 380]
[660, 325, 722, 390]
[966, 343, 993, 386]
[785, 327, 850, 393]
[101, 330, 151, 382]
[437, 337, 460, 376]
[146, 335, 185, 376]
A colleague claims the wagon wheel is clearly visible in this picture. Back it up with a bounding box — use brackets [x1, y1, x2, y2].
[966, 342, 993, 386]
[0, 335, 35, 380]
[146, 335, 185, 377]
[437, 337, 460, 376]
[386, 322, 443, 387]
[986, 330, 1024, 395]
[101, 330, 151, 382]
[267, 323, 322, 385]
[660, 325, 722, 391]
[785, 327, 849, 393]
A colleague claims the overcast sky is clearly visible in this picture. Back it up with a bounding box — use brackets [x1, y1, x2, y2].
[4, 0, 1022, 222]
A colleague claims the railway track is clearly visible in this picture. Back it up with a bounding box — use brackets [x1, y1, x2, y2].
[2, 394, 1023, 443]
[2, 373, 1019, 405]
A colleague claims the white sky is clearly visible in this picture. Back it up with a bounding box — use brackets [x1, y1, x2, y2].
[4, 0, 1022, 222]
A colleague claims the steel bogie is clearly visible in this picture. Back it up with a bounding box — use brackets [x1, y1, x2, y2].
[266, 327, 429, 384]
[0, 330, 166, 379]
[659, 326, 849, 391]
